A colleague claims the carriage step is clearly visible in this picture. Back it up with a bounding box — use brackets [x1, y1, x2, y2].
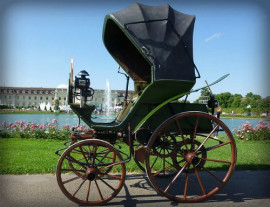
[134, 146, 147, 163]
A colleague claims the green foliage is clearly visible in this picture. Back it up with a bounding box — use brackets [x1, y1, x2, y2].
[246, 92, 261, 100]
[54, 98, 59, 110]
[231, 96, 242, 108]
[215, 92, 233, 108]
[200, 88, 211, 97]
[201, 91, 269, 111]
[0, 105, 9, 109]
[0, 137, 269, 174]
[0, 138, 64, 174]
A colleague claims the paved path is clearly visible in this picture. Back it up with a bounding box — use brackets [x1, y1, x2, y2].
[0, 171, 270, 207]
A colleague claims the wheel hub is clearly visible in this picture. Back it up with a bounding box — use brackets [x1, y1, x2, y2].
[86, 168, 98, 181]
[172, 139, 207, 173]
[185, 152, 197, 164]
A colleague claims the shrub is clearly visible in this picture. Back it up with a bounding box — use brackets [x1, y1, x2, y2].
[0, 119, 90, 140]
[234, 120, 270, 140]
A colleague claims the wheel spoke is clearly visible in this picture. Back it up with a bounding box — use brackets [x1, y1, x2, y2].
[164, 162, 188, 193]
[201, 158, 232, 164]
[61, 169, 85, 173]
[81, 146, 90, 154]
[99, 177, 116, 191]
[63, 176, 82, 185]
[95, 180, 104, 200]
[163, 152, 165, 175]
[193, 116, 200, 141]
[72, 179, 87, 197]
[98, 161, 122, 171]
[194, 167, 206, 195]
[202, 167, 223, 183]
[175, 120, 190, 153]
[176, 158, 185, 165]
[205, 141, 231, 152]
[97, 149, 111, 166]
[91, 144, 98, 167]
[153, 164, 174, 177]
[184, 166, 190, 199]
[67, 155, 87, 169]
[194, 124, 219, 153]
[79, 146, 90, 166]
[86, 181, 91, 202]
[150, 155, 159, 169]
[99, 173, 121, 180]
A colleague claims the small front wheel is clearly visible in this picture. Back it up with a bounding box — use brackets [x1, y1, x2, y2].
[56, 139, 126, 206]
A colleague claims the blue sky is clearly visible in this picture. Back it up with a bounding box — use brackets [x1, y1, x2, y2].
[0, 0, 269, 102]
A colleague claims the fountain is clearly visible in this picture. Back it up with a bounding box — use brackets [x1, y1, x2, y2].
[104, 79, 112, 116]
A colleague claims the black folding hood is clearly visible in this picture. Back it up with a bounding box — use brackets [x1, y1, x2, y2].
[103, 3, 196, 83]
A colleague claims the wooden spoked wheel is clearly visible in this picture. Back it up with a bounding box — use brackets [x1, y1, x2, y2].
[56, 139, 126, 206]
[145, 112, 237, 202]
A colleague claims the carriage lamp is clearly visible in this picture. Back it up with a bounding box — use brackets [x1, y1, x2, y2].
[75, 70, 90, 89]
[207, 94, 218, 115]
[74, 70, 94, 107]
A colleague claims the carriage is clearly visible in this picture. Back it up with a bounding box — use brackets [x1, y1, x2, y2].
[55, 3, 237, 205]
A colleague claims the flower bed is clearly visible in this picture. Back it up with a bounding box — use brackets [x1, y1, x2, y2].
[0, 119, 89, 140]
[234, 120, 270, 140]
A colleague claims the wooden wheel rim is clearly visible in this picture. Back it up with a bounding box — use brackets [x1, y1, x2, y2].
[145, 112, 237, 202]
[56, 139, 126, 206]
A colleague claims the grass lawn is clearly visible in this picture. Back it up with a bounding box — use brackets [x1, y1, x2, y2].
[0, 138, 269, 174]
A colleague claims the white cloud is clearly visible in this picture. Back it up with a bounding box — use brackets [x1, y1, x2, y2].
[204, 33, 222, 43]
[57, 84, 68, 88]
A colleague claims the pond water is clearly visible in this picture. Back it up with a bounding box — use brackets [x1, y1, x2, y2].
[0, 113, 269, 131]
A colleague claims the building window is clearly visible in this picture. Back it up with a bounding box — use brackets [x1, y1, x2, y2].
[64, 97, 66, 101]
[52, 97, 54, 100]
[59, 97, 61, 100]
[34, 96, 37, 100]
[46, 97, 48, 100]
[29, 96, 31, 100]
[40, 97, 42, 100]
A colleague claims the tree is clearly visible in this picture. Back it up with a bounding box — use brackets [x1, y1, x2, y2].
[215, 92, 232, 108]
[231, 96, 242, 108]
[193, 88, 210, 103]
[246, 92, 261, 100]
[258, 98, 270, 108]
[54, 99, 59, 110]
[201, 88, 211, 97]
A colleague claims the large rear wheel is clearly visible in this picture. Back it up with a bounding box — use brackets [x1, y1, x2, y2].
[145, 112, 237, 202]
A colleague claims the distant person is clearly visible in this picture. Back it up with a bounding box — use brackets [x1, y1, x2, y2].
[213, 107, 222, 139]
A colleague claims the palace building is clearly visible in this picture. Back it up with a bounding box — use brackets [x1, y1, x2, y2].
[0, 86, 132, 110]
